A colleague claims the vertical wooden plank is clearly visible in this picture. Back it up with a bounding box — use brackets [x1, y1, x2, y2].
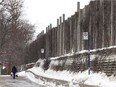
[77, 2, 81, 52]
[57, 19, 59, 56]
[64, 18, 67, 54]
[45, 27, 48, 59]
[51, 25, 53, 57]
[50, 24, 52, 30]
[53, 28, 55, 57]
[80, 9, 83, 51]
[46, 26, 50, 58]
[69, 17, 72, 53]
[82, 7, 86, 50]
[66, 18, 70, 53]
[48, 25, 50, 58]
[110, 0, 113, 46]
[101, 0, 105, 48]
[62, 14, 65, 55]
[73, 12, 77, 52]
[50, 24, 52, 57]
[94, 0, 97, 49]
[113, 1, 116, 45]
[55, 27, 57, 56]
[59, 16, 62, 55]
[53, 27, 55, 57]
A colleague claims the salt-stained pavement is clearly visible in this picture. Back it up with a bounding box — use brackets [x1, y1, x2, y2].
[0, 75, 44, 87]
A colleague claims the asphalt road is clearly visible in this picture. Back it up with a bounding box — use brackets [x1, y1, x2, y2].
[0, 75, 45, 87]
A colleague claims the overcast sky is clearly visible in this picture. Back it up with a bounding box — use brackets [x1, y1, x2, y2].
[23, 0, 90, 38]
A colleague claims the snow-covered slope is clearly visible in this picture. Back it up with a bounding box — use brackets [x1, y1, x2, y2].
[18, 46, 116, 87]
[18, 63, 116, 87]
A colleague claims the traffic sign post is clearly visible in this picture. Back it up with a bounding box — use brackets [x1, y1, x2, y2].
[88, 32, 90, 75]
[83, 32, 90, 75]
[83, 32, 88, 40]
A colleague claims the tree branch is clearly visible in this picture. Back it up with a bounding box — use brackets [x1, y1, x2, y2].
[0, 0, 4, 5]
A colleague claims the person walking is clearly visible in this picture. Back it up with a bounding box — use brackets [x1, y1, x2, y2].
[11, 66, 17, 79]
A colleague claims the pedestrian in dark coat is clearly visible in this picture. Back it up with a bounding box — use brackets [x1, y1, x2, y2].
[12, 66, 17, 79]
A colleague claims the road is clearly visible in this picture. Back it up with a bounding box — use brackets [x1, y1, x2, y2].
[0, 74, 99, 87]
[0, 75, 45, 87]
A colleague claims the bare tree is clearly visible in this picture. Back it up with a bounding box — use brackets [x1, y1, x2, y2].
[0, 0, 35, 71]
[0, 0, 4, 4]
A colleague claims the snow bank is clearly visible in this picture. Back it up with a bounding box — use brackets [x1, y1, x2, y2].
[18, 71, 26, 76]
[19, 45, 116, 87]
[71, 71, 116, 87]
[25, 66, 116, 87]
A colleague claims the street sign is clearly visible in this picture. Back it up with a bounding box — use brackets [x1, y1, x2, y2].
[41, 49, 44, 53]
[83, 32, 88, 40]
[3, 63, 8, 68]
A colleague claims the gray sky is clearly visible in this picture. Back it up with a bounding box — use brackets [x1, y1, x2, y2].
[23, 0, 90, 38]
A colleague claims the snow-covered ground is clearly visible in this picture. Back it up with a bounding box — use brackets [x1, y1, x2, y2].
[0, 75, 44, 87]
[18, 46, 116, 87]
[18, 66, 116, 87]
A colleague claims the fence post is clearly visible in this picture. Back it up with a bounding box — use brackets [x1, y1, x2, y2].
[46, 27, 48, 59]
[69, 17, 72, 53]
[77, 2, 81, 52]
[62, 14, 65, 55]
[88, 32, 90, 75]
[59, 16, 62, 56]
[57, 19, 59, 56]
[110, 0, 113, 46]
[102, 0, 105, 48]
